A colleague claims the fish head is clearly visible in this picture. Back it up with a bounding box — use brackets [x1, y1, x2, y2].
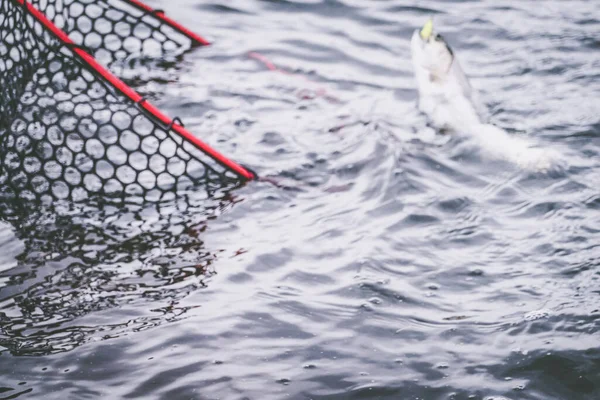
[411, 19, 455, 81]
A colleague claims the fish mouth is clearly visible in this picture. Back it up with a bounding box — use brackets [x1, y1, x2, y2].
[411, 19, 456, 76]
[415, 18, 455, 58]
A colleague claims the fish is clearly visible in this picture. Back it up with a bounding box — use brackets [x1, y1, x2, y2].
[410, 19, 559, 171]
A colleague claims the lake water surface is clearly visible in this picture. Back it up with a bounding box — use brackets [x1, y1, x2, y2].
[1, 0, 599, 399]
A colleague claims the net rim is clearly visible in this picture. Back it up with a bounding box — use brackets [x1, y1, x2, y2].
[11, 0, 256, 181]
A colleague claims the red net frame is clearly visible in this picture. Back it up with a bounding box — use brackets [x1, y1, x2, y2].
[0, 0, 255, 204]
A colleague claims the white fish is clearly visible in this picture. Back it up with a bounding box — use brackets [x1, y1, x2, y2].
[410, 19, 559, 171]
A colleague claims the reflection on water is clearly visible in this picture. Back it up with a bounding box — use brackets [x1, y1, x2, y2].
[0, 189, 240, 356]
[1, 0, 600, 399]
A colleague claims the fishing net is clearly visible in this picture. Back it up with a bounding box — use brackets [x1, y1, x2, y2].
[0, 0, 253, 204]
[26, 0, 205, 66]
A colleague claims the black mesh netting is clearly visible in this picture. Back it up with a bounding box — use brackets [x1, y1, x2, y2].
[28, 0, 195, 66]
[0, 0, 242, 204]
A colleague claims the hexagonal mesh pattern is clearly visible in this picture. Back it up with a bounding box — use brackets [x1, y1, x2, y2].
[0, 0, 243, 203]
[29, 0, 193, 66]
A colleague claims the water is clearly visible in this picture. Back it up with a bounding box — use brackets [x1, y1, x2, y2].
[1, 0, 599, 398]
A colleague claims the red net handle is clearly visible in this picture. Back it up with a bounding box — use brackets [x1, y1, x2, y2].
[15, 0, 256, 181]
[122, 0, 211, 46]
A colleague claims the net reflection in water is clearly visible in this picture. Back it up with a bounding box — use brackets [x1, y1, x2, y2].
[0, 190, 241, 356]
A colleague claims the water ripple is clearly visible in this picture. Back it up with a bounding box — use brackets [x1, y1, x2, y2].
[1, 0, 599, 399]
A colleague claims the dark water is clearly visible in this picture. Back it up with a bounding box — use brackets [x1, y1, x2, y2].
[1, 0, 600, 399]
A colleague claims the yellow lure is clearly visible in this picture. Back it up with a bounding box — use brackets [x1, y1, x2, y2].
[420, 19, 434, 40]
